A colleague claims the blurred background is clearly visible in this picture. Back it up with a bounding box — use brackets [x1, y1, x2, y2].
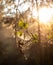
[0, 0, 53, 65]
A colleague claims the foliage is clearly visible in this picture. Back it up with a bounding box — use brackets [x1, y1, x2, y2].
[31, 33, 38, 43]
[16, 31, 23, 36]
[18, 19, 28, 29]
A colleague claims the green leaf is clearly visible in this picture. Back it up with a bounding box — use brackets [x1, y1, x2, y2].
[18, 20, 28, 29]
[32, 39, 38, 43]
[33, 34, 38, 39]
[18, 20, 23, 27]
[16, 31, 22, 36]
[31, 33, 38, 43]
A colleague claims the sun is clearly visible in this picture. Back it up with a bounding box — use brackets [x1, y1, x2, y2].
[32, 7, 53, 24]
[39, 7, 53, 24]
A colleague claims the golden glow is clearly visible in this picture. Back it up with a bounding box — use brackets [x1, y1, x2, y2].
[39, 7, 53, 24]
[3, 0, 53, 24]
[32, 7, 53, 24]
[32, 8, 38, 18]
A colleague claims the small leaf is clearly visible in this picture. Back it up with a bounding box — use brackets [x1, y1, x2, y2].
[16, 31, 22, 36]
[18, 20, 28, 29]
[18, 20, 23, 27]
[33, 33, 38, 39]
